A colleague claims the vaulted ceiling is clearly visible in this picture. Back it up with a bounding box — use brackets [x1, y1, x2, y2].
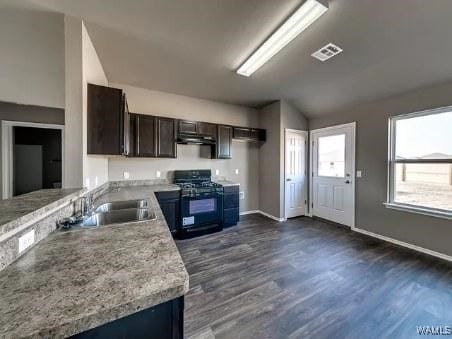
[11, 0, 452, 117]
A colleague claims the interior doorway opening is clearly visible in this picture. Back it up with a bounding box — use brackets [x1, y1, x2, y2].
[2, 121, 64, 199]
[13, 127, 62, 196]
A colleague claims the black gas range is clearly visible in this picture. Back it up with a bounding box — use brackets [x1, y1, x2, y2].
[174, 170, 224, 237]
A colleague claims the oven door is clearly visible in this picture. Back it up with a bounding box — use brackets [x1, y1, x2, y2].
[180, 192, 223, 229]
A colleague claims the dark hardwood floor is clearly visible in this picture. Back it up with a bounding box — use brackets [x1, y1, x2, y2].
[176, 214, 452, 339]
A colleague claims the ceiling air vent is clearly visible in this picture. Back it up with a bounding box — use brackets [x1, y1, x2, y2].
[311, 43, 343, 61]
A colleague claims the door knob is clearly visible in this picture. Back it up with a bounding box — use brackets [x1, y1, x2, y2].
[345, 180, 351, 184]
[286, 178, 292, 182]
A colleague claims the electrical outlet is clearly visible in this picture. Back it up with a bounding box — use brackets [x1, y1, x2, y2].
[85, 178, 90, 189]
[123, 171, 130, 179]
[95, 176, 98, 186]
[18, 229, 35, 254]
[215, 169, 220, 176]
[356, 170, 362, 178]
[235, 169, 239, 175]
[239, 191, 245, 200]
[156, 170, 161, 178]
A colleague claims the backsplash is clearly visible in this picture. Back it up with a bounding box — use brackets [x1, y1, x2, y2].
[108, 142, 259, 212]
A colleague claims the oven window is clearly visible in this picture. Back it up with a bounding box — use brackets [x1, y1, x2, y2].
[189, 198, 216, 214]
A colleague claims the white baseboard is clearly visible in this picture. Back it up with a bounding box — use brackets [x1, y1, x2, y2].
[240, 212, 452, 262]
[259, 210, 286, 222]
[353, 227, 452, 262]
[240, 210, 286, 222]
[239, 210, 260, 216]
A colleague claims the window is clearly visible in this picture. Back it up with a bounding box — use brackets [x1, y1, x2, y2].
[387, 107, 452, 218]
[318, 134, 345, 177]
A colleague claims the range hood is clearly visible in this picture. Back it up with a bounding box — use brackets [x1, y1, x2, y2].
[177, 133, 216, 145]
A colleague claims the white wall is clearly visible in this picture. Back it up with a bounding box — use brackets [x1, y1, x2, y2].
[112, 84, 258, 126]
[259, 100, 309, 219]
[64, 16, 84, 188]
[108, 84, 260, 212]
[109, 142, 260, 212]
[258, 101, 282, 217]
[64, 17, 109, 189]
[0, 8, 64, 109]
[82, 23, 109, 188]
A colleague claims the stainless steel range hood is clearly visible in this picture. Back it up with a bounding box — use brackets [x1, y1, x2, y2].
[177, 133, 216, 145]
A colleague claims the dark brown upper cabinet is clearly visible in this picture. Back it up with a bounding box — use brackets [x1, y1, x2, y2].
[178, 120, 198, 135]
[129, 114, 137, 156]
[198, 122, 217, 139]
[156, 117, 177, 158]
[232, 127, 250, 140]
[128, 114, 176, 158]
[87, 83, 129, 155]
[213, 125, 232, 159]
[129, 114, 157, 157]
[232, 127, 266, 142]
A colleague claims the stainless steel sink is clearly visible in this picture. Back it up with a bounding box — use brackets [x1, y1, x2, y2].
[94, 199, 149, 212]
[58, 208, 156, 230]
[81, 208, 155, 227]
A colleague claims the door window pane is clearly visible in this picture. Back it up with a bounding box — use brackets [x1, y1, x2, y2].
[394, 163, 452, 211]
[318, 134, 345, 177]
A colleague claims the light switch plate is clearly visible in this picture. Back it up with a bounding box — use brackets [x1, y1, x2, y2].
[215, 169, 220, 176]
[235, 169, 239, 175]
[356, 170, 362, 178]
[239, 191, 245, 199]
[123, 171, 130, 179]
[156, 170, 161, 178]
[18, 229, 35, 254]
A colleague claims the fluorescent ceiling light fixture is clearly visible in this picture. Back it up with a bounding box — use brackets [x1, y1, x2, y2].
[237, 0, 328, 77]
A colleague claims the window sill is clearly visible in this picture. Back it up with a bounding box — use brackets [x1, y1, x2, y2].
[384, 202, 452, 220]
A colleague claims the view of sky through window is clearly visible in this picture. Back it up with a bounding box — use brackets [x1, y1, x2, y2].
[395, 111, 452, 159]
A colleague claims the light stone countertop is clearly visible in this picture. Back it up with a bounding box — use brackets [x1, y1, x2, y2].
[213, 179, 240, 187]
[0, 188, 85, 237]
[0, 184, 188, 339]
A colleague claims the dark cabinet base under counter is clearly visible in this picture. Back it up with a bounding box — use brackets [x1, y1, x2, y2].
[71, 297, 184, 339]
[223, 185, 240, 227]
[155, 190, 181, 234]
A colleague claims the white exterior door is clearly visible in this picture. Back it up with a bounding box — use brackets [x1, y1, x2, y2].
[311, 123, 355, 227]
[285, 129, 307, 218]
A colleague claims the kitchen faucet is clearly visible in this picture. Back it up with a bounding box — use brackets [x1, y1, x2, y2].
[80, 195, 93, 216]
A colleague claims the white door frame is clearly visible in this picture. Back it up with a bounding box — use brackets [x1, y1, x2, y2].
[284, 128, 308, 219]
[1, 120, 65, 199]
[308, 122, 356, 228]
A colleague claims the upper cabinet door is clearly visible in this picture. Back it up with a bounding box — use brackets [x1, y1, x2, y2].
[198, 122, 217, 139]
[233, 127, 251, 140]
[157, 117, 177, 158]
[178, 120, 198, 135]
[216, 125, 232, 159]
[122, 94, 130, 156]
[136, 115, 156, 157]
[232, 127, 266, 142]
[87, 83, 125, 155]
[128, 113, 137, 156]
